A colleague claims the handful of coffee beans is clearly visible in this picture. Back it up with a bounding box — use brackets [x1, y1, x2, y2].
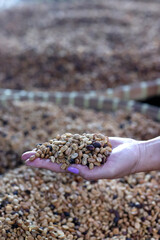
[29, 133, 112, 170]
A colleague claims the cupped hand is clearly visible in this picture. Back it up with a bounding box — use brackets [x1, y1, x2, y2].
[72, 137, 141, 180]
[21, 137, 141, 180]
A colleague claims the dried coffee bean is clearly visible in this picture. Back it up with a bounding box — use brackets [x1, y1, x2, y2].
[29, 155, 36, 161]
[92, 142, 101, 148]
[97, 157, 102, 162]
[30, 133, 112, 170]
[71, 153, 78, 159]
[35, 153, 40, 158]
[82, 158, 87, 165]
[89, 163, 94, 170]
[103, 143, 108, 147]
[50, 156, 55, 163]
[47, 145, 52, 151]
[86, 145, 95, 151]
[69, 158, 75, 164]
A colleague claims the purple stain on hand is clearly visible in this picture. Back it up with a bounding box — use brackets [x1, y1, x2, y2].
[67, 167, 79, 174]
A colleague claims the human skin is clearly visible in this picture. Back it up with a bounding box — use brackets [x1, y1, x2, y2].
[21, 137, 160, 180]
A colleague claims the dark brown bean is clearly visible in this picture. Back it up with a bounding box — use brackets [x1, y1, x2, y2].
[86, 145, 95, 151]
[92, 142, 101, 148]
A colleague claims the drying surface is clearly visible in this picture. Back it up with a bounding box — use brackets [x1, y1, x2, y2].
[0, 0, 160, 91]
[0, 101, 159, 174]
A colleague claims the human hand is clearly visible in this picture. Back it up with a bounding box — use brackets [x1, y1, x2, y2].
[21, 150, 66, 174]
[66, 137, 141, 180]
[21, 137, 141, 180]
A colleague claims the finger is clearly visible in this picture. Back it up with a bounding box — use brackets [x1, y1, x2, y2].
[109, 137, 134, 148]
[21, 151, 36, 161]
[25, 158, 66, 173]
[109, 137, 125, 148]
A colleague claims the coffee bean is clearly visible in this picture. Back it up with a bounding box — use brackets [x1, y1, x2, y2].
[92, 142, 101, 148]
[86, 145, 95, 151]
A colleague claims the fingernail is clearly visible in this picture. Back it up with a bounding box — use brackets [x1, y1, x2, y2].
[67, 167, 79, 174]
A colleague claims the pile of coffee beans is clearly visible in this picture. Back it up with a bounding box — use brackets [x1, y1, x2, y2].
[30, 133, 112, 170]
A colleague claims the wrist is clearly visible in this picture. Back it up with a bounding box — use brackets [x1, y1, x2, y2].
[136, 137, 160, 173]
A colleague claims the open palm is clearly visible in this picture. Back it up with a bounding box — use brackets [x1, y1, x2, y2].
[22, 137, 140, 180]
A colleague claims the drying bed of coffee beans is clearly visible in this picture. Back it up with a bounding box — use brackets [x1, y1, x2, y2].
[0, 166, 160, 239]
[0, 101, 159, 239]
[0, 0, 160, 91]
[30, 133, 112, 170]
[0, 101, 160, 174]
